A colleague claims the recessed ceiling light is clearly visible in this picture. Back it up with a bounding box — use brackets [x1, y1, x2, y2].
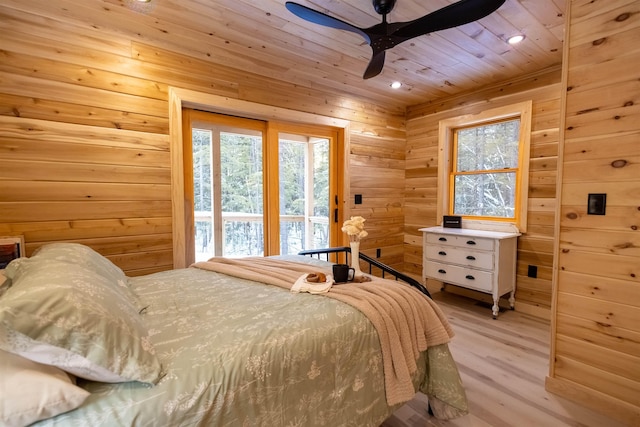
[390, 81, 402, 89]
[126, 0, 154, 12]
[508, 35, 525, 45]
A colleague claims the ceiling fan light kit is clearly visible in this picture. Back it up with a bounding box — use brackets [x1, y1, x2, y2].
[285, 0, 506, 79]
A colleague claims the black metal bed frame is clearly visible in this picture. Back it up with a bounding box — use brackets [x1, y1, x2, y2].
[297, 246, 431, 298]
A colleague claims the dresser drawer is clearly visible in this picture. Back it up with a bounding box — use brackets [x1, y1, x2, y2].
[426, 233, 494, 251]
[425, 245, 494, 270]
[425, 263, 493, 292]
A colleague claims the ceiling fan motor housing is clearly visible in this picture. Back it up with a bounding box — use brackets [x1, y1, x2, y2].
[373, 0, 397, 15]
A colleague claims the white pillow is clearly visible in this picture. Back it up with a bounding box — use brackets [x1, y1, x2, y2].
[0, 350, 90, 426]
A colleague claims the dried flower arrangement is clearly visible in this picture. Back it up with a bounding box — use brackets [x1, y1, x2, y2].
[341, 216, 368, 242]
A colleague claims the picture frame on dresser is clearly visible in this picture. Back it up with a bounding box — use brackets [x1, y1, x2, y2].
[0, 235, 25, 269]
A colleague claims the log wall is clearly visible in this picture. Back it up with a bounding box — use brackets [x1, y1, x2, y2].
[545, 1, 640, 424]
[0, 2, 407, 275]
[404, 67, 563, 317]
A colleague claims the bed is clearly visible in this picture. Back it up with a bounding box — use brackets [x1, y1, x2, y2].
[0, 243, 467, 426]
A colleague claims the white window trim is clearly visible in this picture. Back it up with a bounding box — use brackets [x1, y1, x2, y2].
[437, 101, 532, 233]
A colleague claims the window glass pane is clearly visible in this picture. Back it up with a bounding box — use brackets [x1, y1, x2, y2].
[279, 139, 305, 255]
[456, 119, 520, 172]
[313, 140, 329, 217]
[453, 172, 516, 218]
[193, 129, 213, 261]
[220, 131, 263, 257]
[278, 136, 330, 255]
[279, 140, 305, 217]
[193, 129, 212, 212]
[311, 139, 329, 250]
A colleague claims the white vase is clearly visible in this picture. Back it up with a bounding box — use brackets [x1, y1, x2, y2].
[350, 241, 362, 275]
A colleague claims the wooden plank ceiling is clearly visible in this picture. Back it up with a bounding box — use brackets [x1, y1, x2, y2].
[93, 0, 567, 110]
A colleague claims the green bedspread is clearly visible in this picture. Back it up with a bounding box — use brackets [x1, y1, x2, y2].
[35, 260, 467, 426]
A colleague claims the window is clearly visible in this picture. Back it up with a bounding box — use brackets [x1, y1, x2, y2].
[182, 109, 344, 264]
[437, 101, 532, 231]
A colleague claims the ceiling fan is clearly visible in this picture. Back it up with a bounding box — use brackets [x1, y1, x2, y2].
[285, 0, 506, 79]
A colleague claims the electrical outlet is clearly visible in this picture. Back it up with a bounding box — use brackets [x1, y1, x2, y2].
[527, 265, 538, 278]
[376, 248, 381, 258]
[355, 194, 362, 204]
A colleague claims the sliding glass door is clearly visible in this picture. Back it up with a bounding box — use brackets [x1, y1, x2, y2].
[183, 110, 343, 262]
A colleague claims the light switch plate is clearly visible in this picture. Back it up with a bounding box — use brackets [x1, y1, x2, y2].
[587, 193, 606, 215]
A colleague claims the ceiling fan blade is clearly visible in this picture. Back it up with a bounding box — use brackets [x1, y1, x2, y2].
[285, 2, 370, 43]
[393, 0, 506, 39]
[363, 50, 386, 79]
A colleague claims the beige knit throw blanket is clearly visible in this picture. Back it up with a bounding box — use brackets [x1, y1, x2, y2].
[192, 257, 455, 406]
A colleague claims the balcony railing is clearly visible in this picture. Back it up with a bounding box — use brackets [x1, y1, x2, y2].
[194, 211, 329, 259]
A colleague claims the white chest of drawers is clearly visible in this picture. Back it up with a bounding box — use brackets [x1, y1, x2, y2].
[420, 226, 519, 318]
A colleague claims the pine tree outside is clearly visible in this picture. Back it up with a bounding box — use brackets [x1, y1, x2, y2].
[192, 128, 330, 260]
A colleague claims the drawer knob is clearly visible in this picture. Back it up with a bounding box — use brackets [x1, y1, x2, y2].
[438, 237, 447, 242]
[438, 269, 447, 274]
[438, 251, 447, 256]
[466, 240, 476, 245]
[466, 255, 476, 260]
[465, 275, 475, 280]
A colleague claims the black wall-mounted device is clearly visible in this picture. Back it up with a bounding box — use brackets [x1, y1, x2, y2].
[587, 193, 606, 215]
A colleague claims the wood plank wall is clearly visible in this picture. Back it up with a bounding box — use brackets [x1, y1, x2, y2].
[403, 67, 563, 318]
[546, 1, 640, 425]
[0, 1, 407, 275]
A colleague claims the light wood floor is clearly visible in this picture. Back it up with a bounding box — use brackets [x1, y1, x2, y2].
[381, 292, 629, 427]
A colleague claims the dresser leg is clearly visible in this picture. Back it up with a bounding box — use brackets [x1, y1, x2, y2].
[509, 290, 515, 310]
[492, 298, 499, 319]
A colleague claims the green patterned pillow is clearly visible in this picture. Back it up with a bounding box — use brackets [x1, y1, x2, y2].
[31, 242, 127, 285]
[0, 256, 162, 384]
[26, 242, 145, 311]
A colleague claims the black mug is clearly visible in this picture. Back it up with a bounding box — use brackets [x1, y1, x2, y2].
[332, 264, 355, 283]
